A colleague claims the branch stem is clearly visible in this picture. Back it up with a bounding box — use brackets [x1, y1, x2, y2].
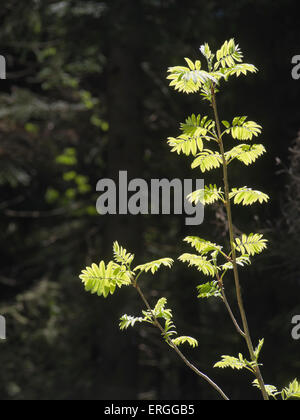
[221, 285, 245, 338]
[134, 282, 230, 401]
[211, 85, 269, 401]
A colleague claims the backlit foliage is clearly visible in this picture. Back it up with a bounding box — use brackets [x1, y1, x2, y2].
[79, 39, 300, 400]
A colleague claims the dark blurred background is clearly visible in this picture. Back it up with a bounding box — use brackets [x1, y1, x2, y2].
[0, 0, 300, 400]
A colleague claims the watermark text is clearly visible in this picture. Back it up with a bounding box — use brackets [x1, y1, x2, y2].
[96, 171, 204, 226]
[291, 55, 300, 80]
[291, 315, 300, 340]
[0, 55, 6, 80]
[0, 315, 6, 340]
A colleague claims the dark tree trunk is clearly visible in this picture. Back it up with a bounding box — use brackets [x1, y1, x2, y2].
[106, 0, 144, 251]
[91, 0, 144, 399]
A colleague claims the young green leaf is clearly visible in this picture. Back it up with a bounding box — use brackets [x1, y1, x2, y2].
[153, 297, 173, 319]
[281, 379, 300, 400]
[167, 134, 203, 156]
[226, 144, 266, 166]
[214, 39, 243, 70]
[252, 380, 279, 399]
[223, 117, 262, 140]
[184, 236, 222, 255]
[234, 233, 268, 256]
[197, 281, 222, 299]
[221, 255, 251, 270]
[221, 63, 258, 80]
[200, 43, 212, 60]
[119, 314, 147, 330]
[134, 258, 174, 275]
[167, 64, 218, 94]
[172, 336, 199, 348]
[254, 338, 265, 361]
[113, 241, 135, 266]
[79, 260, 132, 298]
[180, 114, 215, 137]
[179, 253, 217, 277]
[191, 149, 222, 172]
[229, 187, 269, 206]
[188, 185, 224, 205]
[214, 354, 255, 372]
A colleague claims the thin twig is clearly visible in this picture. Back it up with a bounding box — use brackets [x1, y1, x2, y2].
[221, 287, 245, 338]
[211, 85, 269, 401]
[133, 282, 230, 401]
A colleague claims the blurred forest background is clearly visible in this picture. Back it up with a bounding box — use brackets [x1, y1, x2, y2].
[0, 0, 300, 400]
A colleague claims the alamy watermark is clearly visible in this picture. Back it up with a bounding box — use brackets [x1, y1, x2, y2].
[0, 315, 6, 340]
[291, 55, 300, 80]
[291, 315, 300, 340]
[0, 55, 6, 80]
[96, 171, 204, 226]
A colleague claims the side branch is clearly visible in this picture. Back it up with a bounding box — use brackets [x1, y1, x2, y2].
[133, 282, 230, 401]
[210, 84, 269, 401]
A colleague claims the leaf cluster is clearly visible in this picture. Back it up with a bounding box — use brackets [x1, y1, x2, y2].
[120, 297, 198, 349]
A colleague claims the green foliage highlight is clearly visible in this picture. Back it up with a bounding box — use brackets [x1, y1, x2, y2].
[222, 117, 262, 140]
[214, 39, 243, 69]
[220, 255, 251, 271]
[281, 379, 300, 400]
[119, 315, 146, 330]
[221, 63, 258, 79]
[134, 258, 174, 275]
[254, 339, 265, 361]
[172, 336, 199, 348]
[191, 150, 223, 172]
[113, 241, 135, 267]
[188, 185, 224, 205]
[55, 148, 78, 166]
[120, 297, 198, 349]
[226, 144, 266, 166]
[184, 236, 222, 255]
[167, 61, 219, 94]
[252, 378, 300, 400]
[197, 282, 222, 299]
[214, 353, 258, 373]
[78, 38, 298, 401]
[167, 114, 216, 156]
[234, 233, 268, 256]
[252, 380, 279, 399]
[167, 134, 204, 156]
[229, 187, 269, 206]
[180, 114, 215, 137]
[79, 261, 132, 298]
[167, 39, 258, 99]
[178, 253, 217, 277]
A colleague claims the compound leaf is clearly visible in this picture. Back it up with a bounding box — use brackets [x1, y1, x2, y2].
[184, 236, 222, 255]
[281, 379, 300, 400]
[188, 184, 224, 205]
[113, 241, 135, 266]
[172, 336, 199, 348]
[214, 354, 255, 372]
[214, 39, 243, 70]
[252, 380, 279, 399]
[197, 281, 222, 299]
[167, 64, 218, 94]
[167, 134, 204, 156]
[229, 187, 269, 206]
[223, 117, 262, 140]
[119, 315, 147, 330]
[226, 144, 266, 166]
[79, 260, 132, 298]
[191, 149, 222, 172]
[134, 258, 174, 275]
[179, 253, 217, 277]
[235, 233, 268, 256]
